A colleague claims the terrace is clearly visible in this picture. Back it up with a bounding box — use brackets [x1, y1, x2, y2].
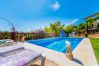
[22, 38, 98, 66]
[0, 0, 99, 64]
[0, 17, 99, 66]
[0, 31, 98, 66]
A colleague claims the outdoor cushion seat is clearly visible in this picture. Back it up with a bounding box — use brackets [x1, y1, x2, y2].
[0, 39, 14, 44]
[0, 49, 41, 66]
[0, 44, 24, 54]
[5, 39, 14, 43]
[0, 40, 6, 44]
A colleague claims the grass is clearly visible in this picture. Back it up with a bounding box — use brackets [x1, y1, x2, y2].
[90, 38, 99, 64]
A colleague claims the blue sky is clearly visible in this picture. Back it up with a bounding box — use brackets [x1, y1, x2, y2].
[0, 0, 99, 32]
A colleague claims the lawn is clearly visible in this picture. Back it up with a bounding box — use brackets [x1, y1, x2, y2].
[90, 38, 99, 64]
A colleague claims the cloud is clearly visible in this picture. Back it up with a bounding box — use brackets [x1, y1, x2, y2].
[51, 1, 60, 11]
[70, 19, 79, 24]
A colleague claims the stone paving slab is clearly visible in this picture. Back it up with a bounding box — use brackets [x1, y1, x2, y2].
[73, 38, 98, 66]
[23, 38, 98, 66]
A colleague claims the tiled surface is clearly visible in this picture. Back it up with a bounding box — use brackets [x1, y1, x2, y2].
[23, 38, 98, 66]
[73, 38, 98, 66]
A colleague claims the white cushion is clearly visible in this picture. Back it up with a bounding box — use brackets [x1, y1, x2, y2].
[0, 44, 24, 54]
[0, 49, 41, 66]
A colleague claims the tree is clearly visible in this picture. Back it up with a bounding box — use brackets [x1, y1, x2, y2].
[44, 26, 53, 33]
[86, 17, 95, 28]
[64, 25, 75, 33]
[44, 22, 65, 36]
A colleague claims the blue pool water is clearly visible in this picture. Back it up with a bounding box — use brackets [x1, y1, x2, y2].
[28, 37, 83, 53]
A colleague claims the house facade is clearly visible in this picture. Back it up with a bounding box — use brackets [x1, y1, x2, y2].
[84, 12, 99, 34]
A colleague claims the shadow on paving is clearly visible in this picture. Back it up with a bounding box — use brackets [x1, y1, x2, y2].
[72, 58, 84, 66]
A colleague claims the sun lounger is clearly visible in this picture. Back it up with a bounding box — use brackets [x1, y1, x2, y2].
[3, 39, 15, 43]
[0, 39, 15, 43]
[0, 39, 15, 47]
[0, 49, 45, 66]
[0, 44, 45, 66]
[0, 43, 15, 47]
[0, 44, 24, 55]
[0, 40, 6, 44]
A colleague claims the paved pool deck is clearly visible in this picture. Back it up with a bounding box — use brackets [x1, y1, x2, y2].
[73, 38, 98, 66]
[23, 38, 98, 66]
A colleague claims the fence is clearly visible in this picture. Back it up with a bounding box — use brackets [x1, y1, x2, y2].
[0, 32, 55, 40]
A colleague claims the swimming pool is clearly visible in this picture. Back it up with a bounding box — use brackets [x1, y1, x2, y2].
[28, 37, 83, 53]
